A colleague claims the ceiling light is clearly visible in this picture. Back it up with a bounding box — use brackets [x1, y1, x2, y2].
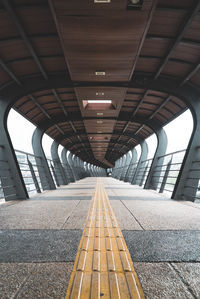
[96, 92, 104, 96]
[97, 113, 103, 116]
[127, 0, 143, 9]
[88, 100, 111, 104]
[95, 71, 105, 76]
[97, 120, 103, 124]
[94, 0, 111, 3]
[97, 131, 102, 133]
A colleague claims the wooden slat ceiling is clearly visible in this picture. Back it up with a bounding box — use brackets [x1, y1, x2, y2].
[0, 0, 199, 166]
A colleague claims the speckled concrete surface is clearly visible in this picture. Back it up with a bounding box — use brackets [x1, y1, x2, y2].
[0, 229, 82, 262]
[0, 177, 200, 298]
[133, 262, 197, 299]
[0, 262, 73, 299]
[123, 230, 200, 262]
[103, 177, 200, 230]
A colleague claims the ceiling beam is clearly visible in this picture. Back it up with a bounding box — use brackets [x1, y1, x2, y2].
[2, 0, 48, 80]
[154, 1, 200, 79]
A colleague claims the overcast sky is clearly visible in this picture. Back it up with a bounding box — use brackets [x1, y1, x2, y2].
[7, 108, 193, 160]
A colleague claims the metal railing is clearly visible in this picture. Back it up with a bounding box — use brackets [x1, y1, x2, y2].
[47, 158, 58, 187]
[134, 158, 153, 187]
[15, 149, 46, 195]
[152, 149, 186, 194]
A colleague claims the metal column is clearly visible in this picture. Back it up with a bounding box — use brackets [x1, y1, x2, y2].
[51, 141, 68, 186]
[32, 128, 56, 190]
[144, 128, 168, 190]
[0, 100, 28, 200]
[132, 141, 148, 185]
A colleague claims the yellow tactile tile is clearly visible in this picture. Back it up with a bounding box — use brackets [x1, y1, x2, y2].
[65, 178, 145, 299]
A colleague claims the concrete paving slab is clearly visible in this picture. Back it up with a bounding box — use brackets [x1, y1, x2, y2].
[123, 199, 200, 230]
[0, 229, 82, 262]
[134, 262, 194, 299]
[123, 230, 200, 262]
[110, 200, 143, 230]
[0, 200, 80, 229]
[16, 262, 73, 299]
[0, 263, 35, 299]
[171, 263, 200, 298]
[62, 200, 91, 229]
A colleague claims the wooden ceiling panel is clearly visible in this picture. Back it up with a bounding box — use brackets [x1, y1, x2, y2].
[140, 39, 171, 57]
[183, 15, 200, 42]
[135, 57, 161, 73]
[41, 57, 66, 72]
[9, 60, 39, 76]
[16, 6, 57, 35]
[0, 40, 29, 62]
[31, 36, 63, 56]
[0, 10, 19, 38]
[162, 61, 193, 77]
[148, 10, 186, 37]
[171, 44, 200, 64]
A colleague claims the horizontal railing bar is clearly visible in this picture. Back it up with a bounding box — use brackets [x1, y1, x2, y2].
[163, 188, 173, 192]
[158, 149, 186, 159]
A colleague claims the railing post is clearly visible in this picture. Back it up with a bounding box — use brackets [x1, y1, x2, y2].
[32, 128, 56, 190]
[132, 141, 148, 185]
[68, 152, 77, 181]
[144, 128, 168, 190]
[61, 148, 75, 183]
[50, 163, 60, 187]
[126, 148, 138, 183]
[27, 158, 41, 193]
[159, 158, 172, 193]
[51, 140, 68, 185]
[140, 163, 149, 186]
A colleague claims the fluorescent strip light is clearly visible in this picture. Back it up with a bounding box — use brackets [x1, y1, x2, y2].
[88, 100, 111, 104]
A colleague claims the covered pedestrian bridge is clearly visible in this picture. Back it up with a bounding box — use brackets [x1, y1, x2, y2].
[0, 0, 200, 298]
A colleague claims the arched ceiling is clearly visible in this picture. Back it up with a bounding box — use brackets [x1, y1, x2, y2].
[0, 0, 199, 167]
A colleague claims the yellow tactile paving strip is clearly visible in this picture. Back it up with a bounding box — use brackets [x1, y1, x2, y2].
[65, 178, 144, 299]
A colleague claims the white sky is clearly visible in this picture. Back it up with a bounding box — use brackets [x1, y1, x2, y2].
[7, 108, 194, 162]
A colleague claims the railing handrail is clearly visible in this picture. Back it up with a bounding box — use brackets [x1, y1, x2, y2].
[15, 149, 41, 159]
[158, 149, 186, 159]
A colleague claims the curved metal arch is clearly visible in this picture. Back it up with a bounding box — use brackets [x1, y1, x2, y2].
[1, 72, 198, 168]
[1, 72, 199, 118]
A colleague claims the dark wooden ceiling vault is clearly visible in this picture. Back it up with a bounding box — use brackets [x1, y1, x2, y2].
[0, 0, 200, 167]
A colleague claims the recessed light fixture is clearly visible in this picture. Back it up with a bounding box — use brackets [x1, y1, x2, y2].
[88, 100, 111, 104]
[127, 0, 143, 9]
[94, 0, 110, 3]
[96, 92, 104, 96]
[97, 120, 103, 124]
[95, 71, 105, 76]
[97, 131, 102, 133]
[97, 113, 103, 116]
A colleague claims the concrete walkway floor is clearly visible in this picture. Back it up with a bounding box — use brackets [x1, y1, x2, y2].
[0, 177, 200, 298]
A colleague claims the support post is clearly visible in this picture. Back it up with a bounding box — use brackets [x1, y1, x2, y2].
[126, 148, 138, 183]
[27, 158, 41, 193]
[51, 141, 68, 185]
[32, 128, 56, 190]
[0, 101, 28, 201]
[144, 128, 168, 190]
[172, 100, 200, 201]
[132, 141, 148, 185]
[61, 148, 75, 182]
[159, 158, 172, 193]
[68, 152, 77, 181]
